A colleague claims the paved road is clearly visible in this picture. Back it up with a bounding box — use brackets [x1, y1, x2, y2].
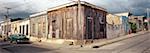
[73, 32, 150, 53]
[0, 32, 150, 53]
[0, 43, 61, 53]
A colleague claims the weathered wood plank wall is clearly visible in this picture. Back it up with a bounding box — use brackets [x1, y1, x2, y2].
[48, 5, 79, 39]
[30, 14, 47, 38]
[47, 4, 107, 40]
[84, 5, 107, 39]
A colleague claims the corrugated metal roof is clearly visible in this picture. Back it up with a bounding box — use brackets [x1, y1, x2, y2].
[30, 11, 47, 17]
[47, 1, 106, 12]
[30, 1, 106, 18]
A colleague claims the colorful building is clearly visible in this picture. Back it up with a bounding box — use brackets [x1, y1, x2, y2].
[129, 16, 144, 32]
[106, 14, 124, 39]
[120, 16, 130, 34]
[115, 12, 130, 34]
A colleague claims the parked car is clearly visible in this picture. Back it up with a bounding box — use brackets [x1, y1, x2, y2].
[8, 34, 29, 44]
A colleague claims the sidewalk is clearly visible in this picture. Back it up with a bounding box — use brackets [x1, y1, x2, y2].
[85, 31, 149, 48]
[32, 41, 69, 49]
[32, 31, 150, 50]
[71, 31, 150, 50]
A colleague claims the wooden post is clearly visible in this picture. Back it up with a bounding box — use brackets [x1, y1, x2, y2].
[77, 0, 84, 47]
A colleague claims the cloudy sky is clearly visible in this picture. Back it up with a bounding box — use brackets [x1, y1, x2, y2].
[0, 0, 149, 21]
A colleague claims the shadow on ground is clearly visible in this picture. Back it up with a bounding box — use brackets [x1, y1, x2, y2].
[2, 45, 60, 53]
[3, 46, 59, 53]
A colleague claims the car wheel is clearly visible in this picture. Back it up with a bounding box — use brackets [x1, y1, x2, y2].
[14, 41, 18, 44]
[12, 41, 17, 44]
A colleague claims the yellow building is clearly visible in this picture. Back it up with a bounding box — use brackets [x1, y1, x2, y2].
[106, 14, 124, 39]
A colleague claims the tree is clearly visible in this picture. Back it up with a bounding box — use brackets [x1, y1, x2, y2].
[129, 22, 137, 33]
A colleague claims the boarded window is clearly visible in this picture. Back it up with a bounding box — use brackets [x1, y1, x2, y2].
[32, 24, 35, 33]
[38, 23, 42, 36]
[43, 22, 46, 33]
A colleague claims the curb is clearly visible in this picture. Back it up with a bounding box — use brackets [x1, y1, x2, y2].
[91, 31, 149, 48]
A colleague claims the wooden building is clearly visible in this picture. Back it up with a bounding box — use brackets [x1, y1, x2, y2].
[47, 1, 107, 43]
[30, 11, 48, 40]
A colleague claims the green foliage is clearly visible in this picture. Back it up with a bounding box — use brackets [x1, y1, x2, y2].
[129, 22, 137, 33]
[143, 22, 148, 25]
[131, 23, 137, 30]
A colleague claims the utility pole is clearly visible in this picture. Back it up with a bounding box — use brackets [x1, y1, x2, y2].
[146, 8, 149, 30]
[5, 7, 11, 17]
[4, 7, 11, 38]
[128, 8, 133, 16]
[147, 8, 149, 19]
[68, 0, 83, 47]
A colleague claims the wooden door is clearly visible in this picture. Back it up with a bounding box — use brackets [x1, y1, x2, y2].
[52, 19, 56, 38]
[86, 17, 93, 39]
[66, 19, 73, 39]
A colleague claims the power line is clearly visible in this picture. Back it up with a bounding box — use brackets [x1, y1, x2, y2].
[0, 0, 34, 18]
[5, 7, 11, 17]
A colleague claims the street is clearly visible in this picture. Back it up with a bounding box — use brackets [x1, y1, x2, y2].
[0, 32, 150, 53]
[94, 32, 150, 53]
[0, 0, 150, 53]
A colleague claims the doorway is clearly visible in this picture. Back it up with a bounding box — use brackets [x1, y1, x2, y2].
[86, 17, 93, 39]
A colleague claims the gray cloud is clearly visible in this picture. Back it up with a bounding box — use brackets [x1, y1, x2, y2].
[0, 0, 70, 20]
[0, 0, 149, 21]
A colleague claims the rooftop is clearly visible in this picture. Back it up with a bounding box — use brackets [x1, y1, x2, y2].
[47, 1, 106, 12]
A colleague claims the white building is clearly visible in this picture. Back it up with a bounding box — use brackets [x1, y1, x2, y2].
[19, 18, 30, 36]
[0, 20, 11, 36]
[0, 21, 4, 35]
[10, 20, 21, 34]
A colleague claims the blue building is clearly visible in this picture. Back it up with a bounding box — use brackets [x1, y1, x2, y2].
[121, 16, 130, 34]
